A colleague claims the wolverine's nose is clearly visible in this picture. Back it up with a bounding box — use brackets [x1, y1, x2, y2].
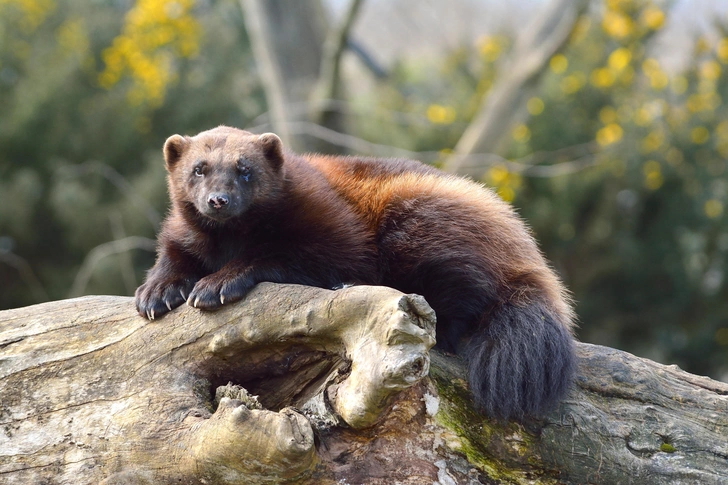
[207, 194, 229, 210]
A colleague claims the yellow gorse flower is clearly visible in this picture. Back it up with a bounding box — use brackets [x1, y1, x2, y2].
[642, 160, 663, 190]
[608, 48, 632, 71]
[477, 35, 504, 63]
[691, 126, 710, 145]
[602, 11, 634, 39]
[640, 6, 665, 30]
[642, 58, 668, 90]
[700, 61, 721, 82]
[591, 68, 615, 88]
[550, 54, 569, 74]
[562, 72, 586, 93]
[718, 38, 728, 63]
[98, 0, 200, 108]
[486, 165, 521, 203]
[641, 130, 664, 153]
[704, 199, 724, 219]
[512, 124, 531, 142]
[597, 123, 624, 146]
[426, 104, 456, 124]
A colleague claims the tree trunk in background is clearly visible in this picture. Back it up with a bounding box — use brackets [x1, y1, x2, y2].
[2, 287, 727, 484]
[240, 0, 368, 154]
[308, 0, 365, 150]
[241, 0, 589, 162]
[443, 0, 590, 178]
[239, 0, 329, 151]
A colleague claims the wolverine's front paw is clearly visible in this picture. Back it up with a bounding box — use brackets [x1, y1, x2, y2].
[135, 277, 197, 320]
[187, 273, 254, 310]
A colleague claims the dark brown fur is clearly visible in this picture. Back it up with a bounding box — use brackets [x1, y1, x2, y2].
[136, 126, 576, 421]
[135, 128, 377, 317]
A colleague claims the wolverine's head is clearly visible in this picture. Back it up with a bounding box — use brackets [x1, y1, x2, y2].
[163, 126, 285, 226]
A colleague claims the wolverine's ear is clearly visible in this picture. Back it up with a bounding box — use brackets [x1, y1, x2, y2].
[163, 134, 189, 171]
[258, 133, 284, 170]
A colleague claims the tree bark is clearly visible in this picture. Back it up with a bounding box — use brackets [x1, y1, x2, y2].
[1, 284, 727, 484]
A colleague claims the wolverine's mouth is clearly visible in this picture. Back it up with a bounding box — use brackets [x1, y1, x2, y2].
[200, 208, 236, 222]
[195, 193, 249, 223]
[196, 199, 242, 222]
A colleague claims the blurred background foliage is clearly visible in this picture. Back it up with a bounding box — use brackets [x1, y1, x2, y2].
[1, 0, 727, 381]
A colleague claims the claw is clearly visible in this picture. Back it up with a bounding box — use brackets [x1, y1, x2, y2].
[194, 297, 200, 308]
[146, 309, 154, 321]
[165, 300, 172, 311]
[220, 294, 225, 304]
[180, 289, 187, 300]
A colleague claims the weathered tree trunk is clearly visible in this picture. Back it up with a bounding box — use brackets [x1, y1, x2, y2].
[1, 284, 727, 484]
[239, 0, 329, 151]
[240, 0, 370, 154]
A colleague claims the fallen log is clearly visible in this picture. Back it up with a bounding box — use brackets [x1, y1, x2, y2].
[1, 283, 726, 484]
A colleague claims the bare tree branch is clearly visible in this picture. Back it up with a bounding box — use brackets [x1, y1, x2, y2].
[249, 97, 465, 130]
[311, 0, 365, 135]
[0, 251, 48, 302]
[68, 236, 156, 298]
[239, 0, 295, 147]
[57, 161, 161, 229]
[453, 141, 604, 178]
[443, 0, 591, 175]
[347, 39, 387, 79]
[247, 120, 607, 178]
[109, 212, 137, 295]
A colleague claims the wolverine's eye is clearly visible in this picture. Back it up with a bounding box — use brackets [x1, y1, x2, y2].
[193, 166, 204, 177]
[238, 165, 252, 182]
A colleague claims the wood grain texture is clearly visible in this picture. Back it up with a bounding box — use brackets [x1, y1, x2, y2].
[0, 284, 435, 484]
[540, 344, 728, 485]
[1, 286, 727, 484]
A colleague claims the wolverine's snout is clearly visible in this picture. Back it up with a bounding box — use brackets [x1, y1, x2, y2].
[208, 193, 230, 210]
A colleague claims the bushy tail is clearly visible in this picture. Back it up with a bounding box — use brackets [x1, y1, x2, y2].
[464, 302, 576, 421]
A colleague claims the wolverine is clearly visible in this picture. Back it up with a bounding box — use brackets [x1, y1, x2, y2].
[136, 126, 576, 421]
